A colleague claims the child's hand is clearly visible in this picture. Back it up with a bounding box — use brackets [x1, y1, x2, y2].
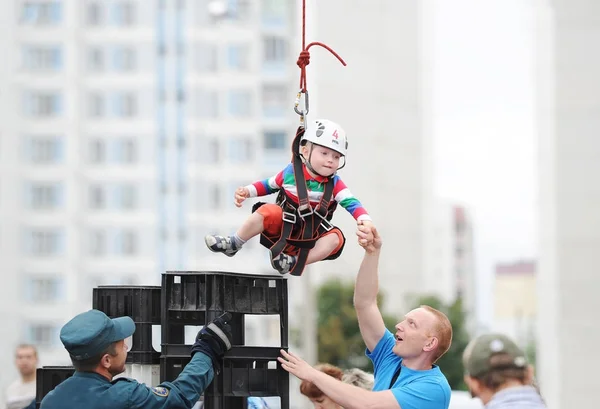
[234, 187, 250, 207]
[357, 222, 381, 253]
[356, 220, 375, 247]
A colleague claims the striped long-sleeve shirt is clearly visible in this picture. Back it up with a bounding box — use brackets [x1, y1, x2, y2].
[245, 163, 371, 222]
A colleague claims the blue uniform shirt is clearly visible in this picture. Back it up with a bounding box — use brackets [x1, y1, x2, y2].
[40, 353, 214, 409]
[366, 330, 451, 409]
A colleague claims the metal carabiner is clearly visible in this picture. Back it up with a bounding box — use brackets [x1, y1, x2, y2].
[294, 89, 309, 117]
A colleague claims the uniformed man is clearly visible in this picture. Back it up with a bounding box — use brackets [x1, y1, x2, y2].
[40, 309, 233, 409]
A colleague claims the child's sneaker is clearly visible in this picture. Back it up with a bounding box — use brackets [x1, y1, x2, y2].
[205, 235, 239, 257]
[271, 253, 297, 275]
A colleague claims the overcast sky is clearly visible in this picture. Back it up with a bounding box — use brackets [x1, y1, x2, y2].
[431, 0, 537, 328]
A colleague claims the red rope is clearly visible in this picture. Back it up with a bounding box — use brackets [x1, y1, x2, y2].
[297, 0, 346, 93]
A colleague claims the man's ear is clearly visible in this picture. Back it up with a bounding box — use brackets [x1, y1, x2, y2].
[100, 354, 112, 369]
[464, 375, 480, 398]
[423, 337, 439, 353]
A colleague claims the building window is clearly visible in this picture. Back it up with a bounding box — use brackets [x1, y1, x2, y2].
[261, 0, 286, 25]
[263, 36, 286, 63]
[195, 43, 217, 72]
[117, 184, 137, 209]
[262, 85, 287, 117]
[20, 2, 62, 26]
[86, 2, 103, 26]
[89, 229, 106, 255]
[26, 182, 63, 210]
[24, 229, 64, 256]
[196, 136, 220, 164]
[196, 90, 219, 118]
[195, 181, 221, 211]
[27, 324, 59, 347]
[116, 138, 136, 164]
[88, 92, 105, 117]
[87, 47, 104, 71]
[226, 44, 250, 71]
[118, 229, 138, 255]
[23, 91, 62, 117]
[228, 137, 254, 164]
[89, 185, 106, 209]
[22, 45, 62, 72]
[209, 184, 221, 210]
[227, 0, 251, 22]
[26, 136, 64, 164]
[89, 139, 106, 163]
[25, 276, 63, 302]
[113, 1, 135, 26]
[112, 92, 137, 117]
[263, 131, 287, 151]
[113, 46, 136, 71]
[228, 90, 252, 117]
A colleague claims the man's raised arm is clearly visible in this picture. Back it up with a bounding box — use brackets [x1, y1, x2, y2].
[353, 226, 387, 352]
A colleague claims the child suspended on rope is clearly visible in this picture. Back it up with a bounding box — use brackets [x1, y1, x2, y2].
[204, 118, 375, 276]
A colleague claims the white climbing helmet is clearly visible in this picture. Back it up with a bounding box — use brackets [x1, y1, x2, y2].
[302, 119, 348, 157]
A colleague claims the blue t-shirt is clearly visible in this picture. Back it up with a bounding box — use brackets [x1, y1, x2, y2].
[366, 330, 451, 409]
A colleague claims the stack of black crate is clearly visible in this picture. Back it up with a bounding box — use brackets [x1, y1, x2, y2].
[160, 271, 290, 409]
[33, 271, 290, 409]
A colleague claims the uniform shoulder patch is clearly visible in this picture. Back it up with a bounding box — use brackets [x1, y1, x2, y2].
[151, 386, 170, 397]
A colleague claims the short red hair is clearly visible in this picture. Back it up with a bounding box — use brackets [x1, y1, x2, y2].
[421, 305, 453, 363]
[299, 363, 343, 399]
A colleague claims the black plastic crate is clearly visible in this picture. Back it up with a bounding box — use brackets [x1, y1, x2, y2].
[93, 285, 162, 365]
[93, 285, 161, 324]
[160, 346, 289, 403]
[128, 323, 160, 365]
[161, 271, 289, 346]
[162, 271, 288, 316]
[162, 312, 246, 347]
[35, 366, 74, 407]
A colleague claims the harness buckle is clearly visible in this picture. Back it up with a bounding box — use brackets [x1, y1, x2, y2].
[314, 208, 333, 231]
[282, 211, 297, 224]
[297, 203, 313, 220]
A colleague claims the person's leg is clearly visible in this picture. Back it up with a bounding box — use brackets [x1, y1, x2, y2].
[235, 211, 266, 241]
[271, 228, 344, 274]
[205, 204, 282, 257]
[306, 233, 340, 265]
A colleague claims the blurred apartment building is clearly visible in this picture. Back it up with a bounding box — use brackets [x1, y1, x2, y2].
[492, 260, 536, 347]
[0, 0, 298, 396]
[536, 0, 600, 407]
[425, 202, 476, 330]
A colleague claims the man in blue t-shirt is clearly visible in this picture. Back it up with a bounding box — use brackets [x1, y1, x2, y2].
[278, 226, 453, 409]
[356, 226, 452, 409]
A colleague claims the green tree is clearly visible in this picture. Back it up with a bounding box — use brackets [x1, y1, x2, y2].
[407, 294, 470, 390]
[315, 279, 397, 372]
